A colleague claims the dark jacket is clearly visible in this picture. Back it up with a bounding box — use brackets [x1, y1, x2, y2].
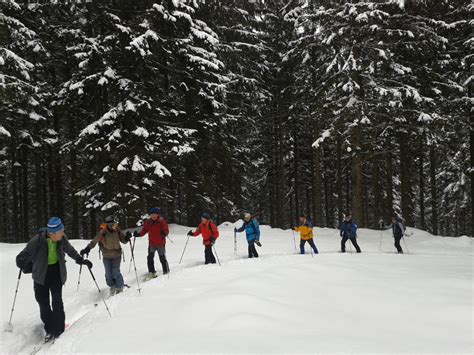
[392, 218, 405, 238]
[16, 232, 81, 286]
[340, 220, 358, 239]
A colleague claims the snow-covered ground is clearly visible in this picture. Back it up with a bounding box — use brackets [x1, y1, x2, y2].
[0, 222, 472, 354]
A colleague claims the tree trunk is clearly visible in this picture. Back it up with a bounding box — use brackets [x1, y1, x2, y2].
[419, 140, 426, 230]
[336, 134, 343, 223]
[399, 131, 413, 226]
[311, 122, 323, 226]
[430, 146, 438, 235]
[34, 153, 44, 231]
[21, 147, 29, 241]
[351, 125, 364, 227]
[293, 129, 300, 219]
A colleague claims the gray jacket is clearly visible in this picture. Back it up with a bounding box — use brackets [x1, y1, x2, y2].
[16, 232, 81, 286]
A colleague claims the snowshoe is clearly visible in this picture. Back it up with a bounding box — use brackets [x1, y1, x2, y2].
[143, 272, 157, 281]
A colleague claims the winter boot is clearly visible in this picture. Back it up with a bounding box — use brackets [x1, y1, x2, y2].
[109, 287, 116, 296]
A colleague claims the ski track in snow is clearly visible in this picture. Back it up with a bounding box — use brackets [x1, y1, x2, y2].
[0, 223, 472, 354]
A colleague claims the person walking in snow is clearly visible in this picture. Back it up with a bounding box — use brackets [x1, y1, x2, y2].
[80, 216, 130, 295]
[16, 217, 92, 342]
[391, 213, 405, 254]
[235, 213, 261, 258]
[293, 214, 319, 254]
[339, 212, 361, 253]
[134, 207, 170, 279]
[187, 212, 219, 264]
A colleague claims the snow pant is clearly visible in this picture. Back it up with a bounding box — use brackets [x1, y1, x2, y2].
[204, 245, 217, 264]
[148, 245, 169, 274]
[394, 235, 404, 253]
[248, 240, 259, 258]
[34, 263, 65, 337]
[103, 256, 124, 289]
[300, 239, 319, 254]
[341, 237, 361, 253]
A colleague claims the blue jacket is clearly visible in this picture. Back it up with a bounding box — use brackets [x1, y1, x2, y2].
[340, 220, 357, 239]
[237, 219, 260, 242]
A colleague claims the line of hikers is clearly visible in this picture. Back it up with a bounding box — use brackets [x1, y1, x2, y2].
[15, 210, 407, 342]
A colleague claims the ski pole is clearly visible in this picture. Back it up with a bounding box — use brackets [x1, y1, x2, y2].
[122, 250, 125, 262]
[166, 236, 174, 243]
[128, 236, 136, 272]
[349, 239, 353, 254]
[129, 240, 141, 294]
[76, 263, 83, 292]
[87, 266, 112, 317]
[213, 245, 221, 266]
[6, 268, 22, 332]
[234, 229, 237, 257]
[379, 230, 383, 251]
[179, 236, 190, 264]
[378, 219, 384, 252]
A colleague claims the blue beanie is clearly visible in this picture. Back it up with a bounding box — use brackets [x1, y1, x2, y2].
[47, 217, 64, 233]
[148, 207, 161, 215]
[201, 212, 211, 220]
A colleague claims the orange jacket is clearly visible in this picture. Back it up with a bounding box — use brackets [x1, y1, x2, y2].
[192, 220, 219, 246]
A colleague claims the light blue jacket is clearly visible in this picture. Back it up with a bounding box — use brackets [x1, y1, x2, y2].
[237, 219, 260, 242]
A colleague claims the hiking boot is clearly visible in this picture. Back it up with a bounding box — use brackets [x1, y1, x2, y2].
[109, 287, 116, 296]
[115, 287, 123, 294]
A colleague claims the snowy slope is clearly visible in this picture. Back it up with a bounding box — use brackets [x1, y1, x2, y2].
[1, 223, 472, 354]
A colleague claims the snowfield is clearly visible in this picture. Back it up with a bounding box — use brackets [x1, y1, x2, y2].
[0, 222, 472, 354]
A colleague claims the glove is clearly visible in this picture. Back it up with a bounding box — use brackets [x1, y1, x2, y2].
[124, 232, 132, 242]
[16, 257, 26, 270]
[77, 257, 93, 269]
[133, 230, 139, 238]
[80, 246, 91, 257]
[255, 241, 262, 247]
[160, 230, 167, 237]
[187, 230, 193, 237]
[209, 237, 215, 245]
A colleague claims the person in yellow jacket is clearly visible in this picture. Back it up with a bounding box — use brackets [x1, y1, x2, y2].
[293, 214, 319, 254]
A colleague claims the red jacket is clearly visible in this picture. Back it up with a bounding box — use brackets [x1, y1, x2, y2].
[138, 217, 169, 247]
[192, 220, 219, 246]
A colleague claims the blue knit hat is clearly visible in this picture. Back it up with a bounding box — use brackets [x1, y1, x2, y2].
[148, 207, 161, 215]
[47, 217, 64, 233]
[201, 212, 211, 220]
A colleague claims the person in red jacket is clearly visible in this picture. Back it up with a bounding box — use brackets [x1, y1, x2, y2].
[187, 212, 219, 264]
[135, 207, 169, 278]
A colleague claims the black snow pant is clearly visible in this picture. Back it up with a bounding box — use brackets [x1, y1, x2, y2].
[34, 263, 65, 337]
[147, 245, 169, 274]
[248, 240, 259, 258]
[300, 239, 319, 254]
[341, 237, 361, 253]
[394, 235, 404, 253]
[204, 245, 217, 264]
